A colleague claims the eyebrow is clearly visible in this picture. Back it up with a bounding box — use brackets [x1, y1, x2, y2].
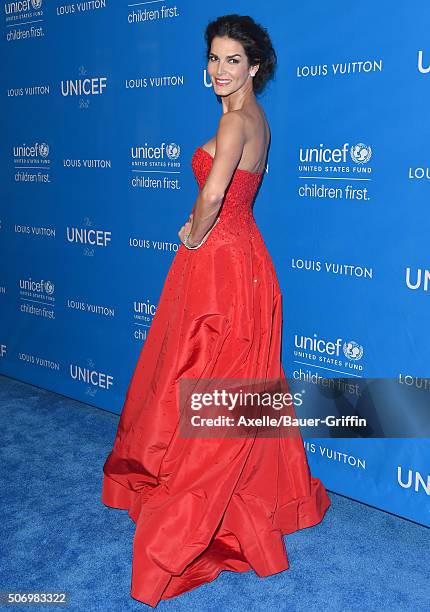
[210, 53, 242, 59]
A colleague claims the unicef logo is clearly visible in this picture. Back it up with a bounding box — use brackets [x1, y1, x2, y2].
[166, 143, 180, 160]
[44, 281, 54, 295]
[39, 143, 49, 157]
[31, 0, 43, 9]
[343, 341, 364, 361]
[350, 143, 372, 164]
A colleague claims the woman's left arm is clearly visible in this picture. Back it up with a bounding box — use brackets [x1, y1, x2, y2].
[179, 111, 246, 247]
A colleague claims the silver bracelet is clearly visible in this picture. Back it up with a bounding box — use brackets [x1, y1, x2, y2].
[182, 218, 219, 250]
[183, 231, 204, 249]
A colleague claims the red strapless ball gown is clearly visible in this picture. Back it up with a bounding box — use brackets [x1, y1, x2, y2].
[101, 145, 331, 607]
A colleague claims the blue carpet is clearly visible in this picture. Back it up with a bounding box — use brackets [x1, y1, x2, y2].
[0, 374, 429, 611]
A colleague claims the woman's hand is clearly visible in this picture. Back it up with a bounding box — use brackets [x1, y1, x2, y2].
[178, 213, 198, 246]
[178, 213, 220, 249]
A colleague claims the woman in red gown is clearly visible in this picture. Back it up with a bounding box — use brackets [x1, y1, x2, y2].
[101, 14, 331, 607]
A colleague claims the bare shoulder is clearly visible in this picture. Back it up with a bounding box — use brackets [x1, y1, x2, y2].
[218, 107, 268, 139]
[215, 106, 270, 172]
[215, 111, 247, 149]
[218, 110, 246, 131]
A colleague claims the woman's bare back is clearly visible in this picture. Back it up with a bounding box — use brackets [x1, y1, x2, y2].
[202, 103, 270, 174]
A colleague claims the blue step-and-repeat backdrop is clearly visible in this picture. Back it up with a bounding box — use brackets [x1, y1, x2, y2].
[1, 1, 429, 527]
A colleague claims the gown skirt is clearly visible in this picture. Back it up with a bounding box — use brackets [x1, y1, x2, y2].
[101, 146, 331, 607]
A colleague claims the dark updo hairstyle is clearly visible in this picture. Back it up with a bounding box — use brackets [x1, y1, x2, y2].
[204, 14, 277, 95]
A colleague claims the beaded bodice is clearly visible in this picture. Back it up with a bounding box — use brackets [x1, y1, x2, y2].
[191, 146, 263, 235]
